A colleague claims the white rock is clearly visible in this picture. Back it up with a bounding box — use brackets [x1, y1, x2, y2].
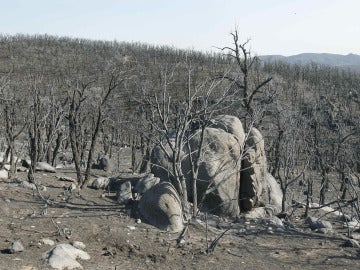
[41, 238, 55, 246]
[0, 169, 9, 180]
[71, 241, 86, 250]
[343, 220, 360, 229]
[9, 241, 24, 253]
[43, 243, 90, 270]
[21, 181, 36, 190]
[90, 177, 110, 189]
[4, 164, 11, 171]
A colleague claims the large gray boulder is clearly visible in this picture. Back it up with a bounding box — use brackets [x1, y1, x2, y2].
[150, 115, 282, 217]
[138, 182, 184, 232]
[186, 127, 242, 217]
[151, 116, 245, 217]
[240, 127, 267, 211]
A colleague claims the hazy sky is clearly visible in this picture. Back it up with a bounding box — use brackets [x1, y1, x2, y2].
[1, 0, 359, 56]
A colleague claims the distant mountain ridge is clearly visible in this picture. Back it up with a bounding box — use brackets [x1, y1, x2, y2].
[259, 53, 360, 72]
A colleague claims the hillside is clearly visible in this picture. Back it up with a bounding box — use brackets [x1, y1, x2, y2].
[260, 53, 360, 72]
[0, 33, 360, 269]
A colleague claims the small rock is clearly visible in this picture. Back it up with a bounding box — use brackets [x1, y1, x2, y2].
[5, 198, 11, 203]
[127, 225, 136, 230]
[64, 183, 77, 192]
[315, 228, 331, 234]
[41, 238, 55, 246]
[134, 174, 160, 195]
[343, 239, 360, 248]
[0, 169, 9, 180]
[43, 243, 90, 270]
[267, 216, 285, 229]
[351, 233, 360, 241]
[20, 265, 37, 270]
[71, 241, 86, 250]
[343, 220, 360, 229]
[90, 177, 110, 190]
[21, 181, 36, 190]
[116, 181, 133, 204]
[136, 219, 141, 224]
[56, 176, 76, 182]
[3, 164, 11, 171]
[8, 241, 24, 253]
[306, 216, 333, 231]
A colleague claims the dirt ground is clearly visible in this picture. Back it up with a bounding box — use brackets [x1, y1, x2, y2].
[1, 167, 360, 270]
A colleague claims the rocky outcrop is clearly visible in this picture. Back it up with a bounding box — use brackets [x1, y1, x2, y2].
[150, 115, 282, 217]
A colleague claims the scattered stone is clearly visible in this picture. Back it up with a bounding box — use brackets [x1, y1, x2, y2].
[134, 173, 160, 195]
[306, 216, 333, 232]
[20, 265, 37, 270]
[136, 218, 141, 224]
[244, 207, 266, 219]
[20, 181, 36, 190]
[0, 169, 9, 180]
[41, 238, 55, 246]
[116, 181, 133, 204]
[43, 243, 90, 270]
[56, 176, 76, 183]
[64, 183, 77, 192]
[7, 241, 25, 253]
[3, 164, 11, 171]
[343, 220, 360, 229]
[127, 225, 136, 230]
[351, 233, 360, 241]
[267, 216, 285, 229]
[275, 227, 286, 233]
[315, 228, 332, 234]
[71, 241, 86, 250]
[17, 166, 28, 172]
[96, 155, 113, 172]
[55, 164, 65, 169]
[90, 177, 110, 190]
[343, 239, 360, 248]
[21, 160, 56, 173]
